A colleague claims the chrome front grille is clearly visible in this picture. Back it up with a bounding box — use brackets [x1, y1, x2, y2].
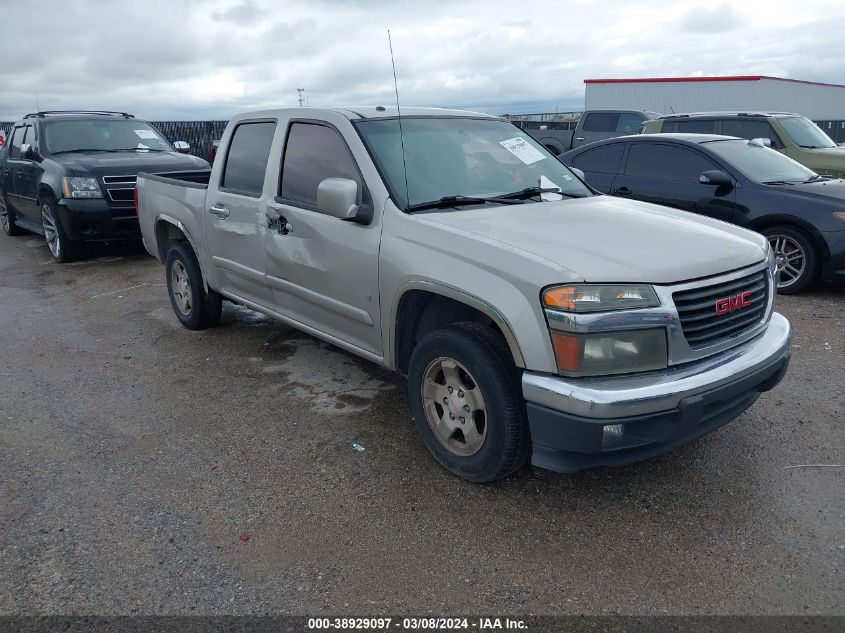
[101, 175, 137, 206]
[673, 269, 768, 348]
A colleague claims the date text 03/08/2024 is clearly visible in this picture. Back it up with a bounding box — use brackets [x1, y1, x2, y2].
[307, 617, 527, 630]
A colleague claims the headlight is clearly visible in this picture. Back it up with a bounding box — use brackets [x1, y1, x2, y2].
[62, 177, 103, 199]
[543, 284, 659, 312]
[550, 329, 668, 377]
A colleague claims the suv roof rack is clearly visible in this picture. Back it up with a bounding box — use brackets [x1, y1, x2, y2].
[23, 110, 135, 119]
[658, 110, 800, 120]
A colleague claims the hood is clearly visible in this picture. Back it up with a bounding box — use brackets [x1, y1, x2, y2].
[769, 176, 845, 202]
[49, 150, 209, 177]
[802, 147, 845, 175]
[419, 195, 768, 284]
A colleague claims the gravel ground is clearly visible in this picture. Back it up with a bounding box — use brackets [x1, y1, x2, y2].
[0, 234, 842, 616]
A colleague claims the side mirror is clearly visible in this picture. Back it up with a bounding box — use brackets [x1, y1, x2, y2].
[21, 143, 35, 159]
[317, 178, 361, 221]
[173, 141, 191, 153]
[700, 169, 733, 188]
[748, 137, 771, 148]
[569, 166, 586, 181]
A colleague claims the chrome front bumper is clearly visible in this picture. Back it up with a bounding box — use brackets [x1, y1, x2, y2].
[523, 312, 792, 420]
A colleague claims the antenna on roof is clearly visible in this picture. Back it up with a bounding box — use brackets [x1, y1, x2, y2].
[668, 104, 675, 114]
[387, 29, 410, 212]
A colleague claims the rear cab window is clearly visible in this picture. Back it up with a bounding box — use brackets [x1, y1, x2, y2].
[279, 122, 363, 209]
[221, 120, 277, 197]
[581, 112, 619, 132]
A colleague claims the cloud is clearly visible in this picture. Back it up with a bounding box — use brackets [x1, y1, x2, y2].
[677, 2, 746, 33]
[0, 0, 844, 121]
[212, 0, 267, 23]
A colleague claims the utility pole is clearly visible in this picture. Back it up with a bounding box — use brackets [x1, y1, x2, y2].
[297, 88, 305, 107]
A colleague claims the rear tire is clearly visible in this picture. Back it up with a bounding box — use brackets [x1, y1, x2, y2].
[763, 225, 819, 294]
[1, 196, 25, 236]
[165, 241, 222, 330]
[407, 322, 531, 483]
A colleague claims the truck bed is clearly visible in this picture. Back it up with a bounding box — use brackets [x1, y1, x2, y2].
[136, 170, 212, 263]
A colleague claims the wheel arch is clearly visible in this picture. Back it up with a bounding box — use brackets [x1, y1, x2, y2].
[390, 281, 525, 375]
[37, 183, 59, 203]
[748, 214, 831, 262]
[155, 215, 212, 290]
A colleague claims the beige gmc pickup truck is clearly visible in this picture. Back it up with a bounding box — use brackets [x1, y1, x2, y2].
[136, 107, 792, 482]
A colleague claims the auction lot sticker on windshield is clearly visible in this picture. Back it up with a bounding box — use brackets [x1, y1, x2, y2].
[500, 137, 546, 165]
[134, 129, 158, 139]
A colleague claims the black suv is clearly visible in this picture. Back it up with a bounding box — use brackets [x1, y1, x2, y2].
[0, 111, 210, 262]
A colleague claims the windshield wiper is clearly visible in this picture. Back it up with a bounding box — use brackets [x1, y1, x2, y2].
[494, 186, 588, 200]
[802, 174, 831, 183]
[115, 147, 164, 152]
[762, 180, 796, 185]
[51, 148, 114, 155]
[406, 195, 524, 213]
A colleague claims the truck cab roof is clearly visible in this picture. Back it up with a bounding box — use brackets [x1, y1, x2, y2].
[228, 106, 499, 122]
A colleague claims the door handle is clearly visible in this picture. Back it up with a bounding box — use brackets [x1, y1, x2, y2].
[267, 213, 292, 235]
[612, 186, 632, 196]
[208, 203, 229, 218]
[575, 137, 585, 141]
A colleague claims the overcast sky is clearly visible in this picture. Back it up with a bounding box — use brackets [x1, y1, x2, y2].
[1, 0, 844, 121]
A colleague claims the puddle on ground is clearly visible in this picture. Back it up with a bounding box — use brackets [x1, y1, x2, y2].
[258, 337, 390, 414]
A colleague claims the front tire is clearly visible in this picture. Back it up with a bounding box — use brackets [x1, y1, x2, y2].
[763, 225, 819, 294]
[407, 322, 531, 482]
[165, 242, 222, 330]
[40, 197, 78, 263]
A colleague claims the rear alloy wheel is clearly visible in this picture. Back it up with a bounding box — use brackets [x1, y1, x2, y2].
[764, 225, 818, 294]
[1, 196, 25, 236]
[165, 241, 222, 330]
[41, 198, 77, 263]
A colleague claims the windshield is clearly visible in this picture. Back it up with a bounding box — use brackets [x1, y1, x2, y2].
[43, 119, 173, 154]
[355, 117, 592, 209]
[779, 116, 836, 149]
[704, 139, 817, 183]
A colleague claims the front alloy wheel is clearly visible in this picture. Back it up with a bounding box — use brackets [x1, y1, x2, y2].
[421, 357, 488, 457]
[407, 322, 531, 482]
[41, 202, 62, 259]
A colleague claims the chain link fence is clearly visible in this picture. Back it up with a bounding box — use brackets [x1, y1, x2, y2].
[0, 120, 229, 159]
[3, 116, 845, 149]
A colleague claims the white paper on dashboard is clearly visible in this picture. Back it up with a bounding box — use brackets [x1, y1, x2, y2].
[134, 129, 158, 139]
[499, 137, 546, 165]
[539, 175, 563, 201]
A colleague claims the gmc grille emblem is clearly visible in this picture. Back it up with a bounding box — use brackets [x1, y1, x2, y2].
[715, 291, 752, 315]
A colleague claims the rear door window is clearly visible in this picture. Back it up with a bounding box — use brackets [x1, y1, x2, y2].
[581, 112, 620, 132]
[8, 126, 26, 159]
[572, 144, 626, 174]
[221, 121, 277, 196]
[624, 143, 718, 182]
[676, 120, 717, 134]
[279, 123, 361, 208]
